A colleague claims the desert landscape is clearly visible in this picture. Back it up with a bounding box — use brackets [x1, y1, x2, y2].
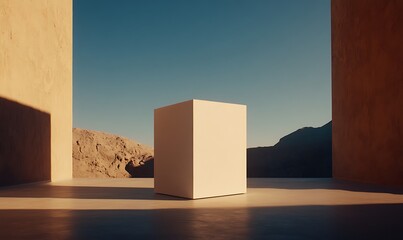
[73, 128, 154, 178]
[73, 122, 332, 178]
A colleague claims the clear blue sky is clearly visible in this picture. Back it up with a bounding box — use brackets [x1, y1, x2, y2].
[73, 0, 331, 147]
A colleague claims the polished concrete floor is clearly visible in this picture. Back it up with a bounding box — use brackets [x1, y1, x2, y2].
[0, 178, 402, 239]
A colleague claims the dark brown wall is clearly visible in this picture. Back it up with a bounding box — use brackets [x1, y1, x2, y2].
[332, 0, 403, 186]
[0, 97, 50, 186]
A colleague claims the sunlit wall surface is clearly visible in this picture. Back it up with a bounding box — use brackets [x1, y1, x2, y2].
[332, 0, 403, 186]
[0, 0, 73, 184]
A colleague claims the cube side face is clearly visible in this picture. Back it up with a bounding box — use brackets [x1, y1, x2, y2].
[193, 100, 247, 199]
[154, 101, 194, 198]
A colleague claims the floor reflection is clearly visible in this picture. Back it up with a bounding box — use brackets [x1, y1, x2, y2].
[1, 204, 402, 240]
[152, 208, 250, 239]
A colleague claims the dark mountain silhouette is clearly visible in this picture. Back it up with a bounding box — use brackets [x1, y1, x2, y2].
[247, 121, 332, 177]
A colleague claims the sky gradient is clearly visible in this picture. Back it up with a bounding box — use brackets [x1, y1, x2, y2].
[73, 0, 331, 147]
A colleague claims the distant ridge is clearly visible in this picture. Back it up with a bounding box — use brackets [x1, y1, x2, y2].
[73, 122, 331, 178]
[247, 121, 332, 177]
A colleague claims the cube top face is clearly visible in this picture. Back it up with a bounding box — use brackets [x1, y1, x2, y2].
[154, 99, 247, 199]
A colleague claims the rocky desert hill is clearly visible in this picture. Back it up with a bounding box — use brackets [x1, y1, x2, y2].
[73, 128, 154, 178]
[247, 121, 332, 177]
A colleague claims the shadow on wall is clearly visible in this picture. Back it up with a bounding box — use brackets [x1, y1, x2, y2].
[0, 97, 51, 186]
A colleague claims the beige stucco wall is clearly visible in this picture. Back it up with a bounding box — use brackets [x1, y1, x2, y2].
[0, 0, 72, 182]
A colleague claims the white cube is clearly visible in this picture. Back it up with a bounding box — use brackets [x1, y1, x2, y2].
[154, 99, 247, 199]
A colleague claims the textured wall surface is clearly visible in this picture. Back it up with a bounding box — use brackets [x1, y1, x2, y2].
[332, 0, 403, 186]
[0, 0, 72, 184]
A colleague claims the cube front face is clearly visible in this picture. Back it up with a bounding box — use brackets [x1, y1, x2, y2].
[193, 100, 247, 198]
[154, 99, 247, 199]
